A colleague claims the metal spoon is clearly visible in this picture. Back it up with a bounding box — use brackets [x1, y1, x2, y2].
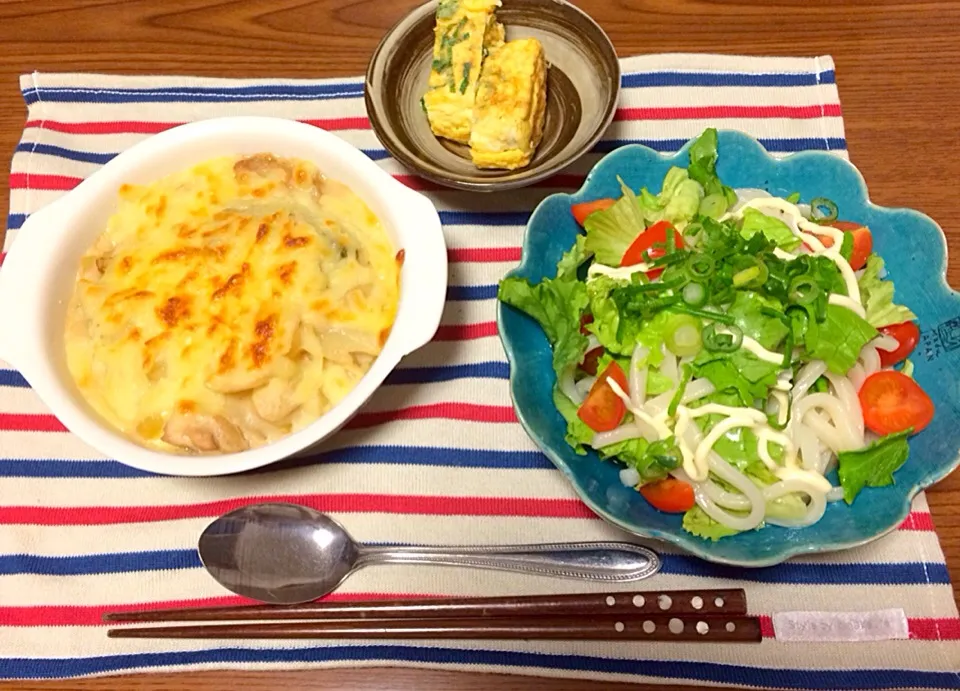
[198, 502, 661, 604]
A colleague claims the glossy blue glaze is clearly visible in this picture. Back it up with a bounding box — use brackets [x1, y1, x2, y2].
[497, 130, 960, 567]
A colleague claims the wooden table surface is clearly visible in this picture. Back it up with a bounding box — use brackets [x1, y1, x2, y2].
[1, 0, 958, 689]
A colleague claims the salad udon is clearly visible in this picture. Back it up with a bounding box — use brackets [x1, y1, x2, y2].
[499, 129, 933, 541]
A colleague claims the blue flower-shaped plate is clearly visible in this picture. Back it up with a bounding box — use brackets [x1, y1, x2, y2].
[497, 130, 960, 567]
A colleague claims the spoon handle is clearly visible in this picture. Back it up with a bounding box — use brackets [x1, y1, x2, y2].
[355, 541, 660, 582]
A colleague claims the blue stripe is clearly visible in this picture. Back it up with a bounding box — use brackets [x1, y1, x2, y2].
[6, 213, 25, 231]
[12, 136, 849, 173]
[385, 361, 510, 385]
[0, 546, 947, 586]
[620, 70, 836, 88]
[14, 142, 116, 164]
[0, 370, 27, 388]
[0, 362, 508, 394]
[438, 210, 529, 226]
[22, 82, 365, 105]
[0, 445, 550, 478]
[661, 555, 951, 585]
[447, 284, 497, 301]
[1, 644, 955, 687]
[18, 71, 835, 107]
[593, 137, 847, 154]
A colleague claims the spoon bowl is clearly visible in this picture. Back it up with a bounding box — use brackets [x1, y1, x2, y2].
[199, 502, 661, 605]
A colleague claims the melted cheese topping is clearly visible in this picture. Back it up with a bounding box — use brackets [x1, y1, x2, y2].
[65, 154, 400, 455]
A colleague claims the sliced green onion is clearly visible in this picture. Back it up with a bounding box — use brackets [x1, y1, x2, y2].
[624, 281, 677, 294]
[789, 277, 821, 305]
[671, 305, 736, 324]
[682, 281, 708, 307]
[646, 295, 684, 310]
[902, 359, 915, 378]
[650, 251, 689, 268]
[781, 328, 794, 369]
[685, 255, 715, 280]
[683, 222, 704, 239]
[813, 376, 829, 393]
[699, 193, 728, 219]
[665, 314, 702, 357]
[810, 196, 838, 222]
[702, 323, 743, 352]
[732, 266, 760, 287]
[785, 192, 801, 204]
[668, 365, 693, 417]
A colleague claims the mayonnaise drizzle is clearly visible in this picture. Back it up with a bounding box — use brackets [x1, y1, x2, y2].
[587, 262, 651, 282]
[727, 197, 862, 307]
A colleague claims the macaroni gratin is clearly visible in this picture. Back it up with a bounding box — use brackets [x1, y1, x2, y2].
[64, 154, 401, 455]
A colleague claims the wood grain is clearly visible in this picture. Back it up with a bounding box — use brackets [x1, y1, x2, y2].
[1, 0, 959, 689]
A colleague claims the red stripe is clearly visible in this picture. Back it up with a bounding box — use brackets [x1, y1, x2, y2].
[0, 414, 68, 432]
[0, 494, 594, 525]
[24, 117, 372, 135]
[906, 617, 960, 640]
[348, 403, 516, 429]
[0, 591, 435, 627]
[4, 601, 957, 637]
[757, 615, 960, 641]
[615, 104, 844, 122]
[448, 247, 522, 263]
[8, 169, 583, 194]
[23, 106, 841, 139]
[434, 322, 498, 341]
[0, 402, 514, 434]
[8, 173, 81, 191]
[899, 512, 935, 531]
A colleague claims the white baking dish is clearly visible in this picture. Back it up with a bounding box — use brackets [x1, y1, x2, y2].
[0, 116, 447, 476]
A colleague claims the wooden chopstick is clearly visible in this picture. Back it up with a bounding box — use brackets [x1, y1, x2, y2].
[107, 614, 762, 642]
[103, 588, 747, 623]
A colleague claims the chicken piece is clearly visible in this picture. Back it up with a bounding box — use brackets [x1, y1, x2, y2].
[161, 413, 249, 453]
[252, 377, 301, 423]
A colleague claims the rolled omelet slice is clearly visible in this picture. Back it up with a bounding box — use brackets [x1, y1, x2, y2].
[422, 0, 505, 145]
[469, 38, 547, 170]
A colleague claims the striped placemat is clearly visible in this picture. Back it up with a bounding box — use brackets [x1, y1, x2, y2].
[2, 53, 959, 689]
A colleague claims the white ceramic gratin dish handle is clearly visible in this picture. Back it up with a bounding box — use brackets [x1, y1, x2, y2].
[0, 116, 447, 476]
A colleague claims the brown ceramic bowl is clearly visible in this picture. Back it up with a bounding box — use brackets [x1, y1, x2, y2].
[365, 0, 620, 192]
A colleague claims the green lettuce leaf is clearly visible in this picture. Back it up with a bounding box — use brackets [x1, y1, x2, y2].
[739, 208, 802, 251]
[858, 255, 917, 328]
[804, 304, 878, 374]
[726, 291, 790, 350]
[691, 349, 781, 406]
[586, 275, 643, 356]
[682, 505, 740, 541]
[583, 179, 647, 265]
[498, 237, 591, 377]
[686, 128, 733, 200]
[837, 430, 911, 504]
[553, 386, 594, 454]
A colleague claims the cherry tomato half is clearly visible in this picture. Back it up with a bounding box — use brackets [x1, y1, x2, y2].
[639, 478, 696, 513]
[878, 321, 921, 368]
[571, 198, 616, 226]
[577, 361, 628, 432]
[621, 220, 684, 279]
[814, 220, 873, 271]
[858, 370, 934, 436]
